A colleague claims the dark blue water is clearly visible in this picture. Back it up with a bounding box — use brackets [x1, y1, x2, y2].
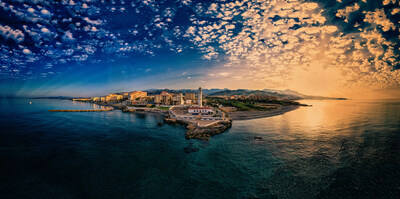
[0, 99, 399, 199]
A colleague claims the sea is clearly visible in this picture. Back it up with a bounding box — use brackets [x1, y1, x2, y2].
[0, 98, 399, 199]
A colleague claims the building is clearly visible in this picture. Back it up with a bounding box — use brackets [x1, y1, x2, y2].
[187, 87, 213, 114]
[154, 95, 162, 104]
[188, 107, 213, 115]
[92, 97, 100, 102]
[106, 94, 123, 102]
[122, 92, 130, 99]
[129, 91, 147, 101]
[116, 94, 123, 101]
[185, 99, 192, 105]
[172, 93, 184, 105]
[160, 91, 172, 105]
[100, 97, 106, 102]
[185, 93, 196, 101]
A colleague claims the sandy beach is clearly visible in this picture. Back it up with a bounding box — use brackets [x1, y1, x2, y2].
[228, 105, 300, 120]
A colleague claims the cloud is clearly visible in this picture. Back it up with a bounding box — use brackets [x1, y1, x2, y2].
[335, 3, 360, 22]
[0, 0, 399, 92]
[383, 0, 396, 6]
[41, 9, 51, 17]
[0, 25, 25, 43]
[364, 9, 396, 32]
[62, 31, 75, 41]
[22, 48, 32, 55]
[183, 0, 400, 91]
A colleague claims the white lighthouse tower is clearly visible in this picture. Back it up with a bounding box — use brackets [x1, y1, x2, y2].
[198, 87, 203, 107]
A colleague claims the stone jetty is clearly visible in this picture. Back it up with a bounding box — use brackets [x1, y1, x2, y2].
[49, 107, 114, 112]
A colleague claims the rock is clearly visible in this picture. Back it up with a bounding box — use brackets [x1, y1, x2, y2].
[122, 107, 135, 113]
[163, 116, 232, 141]
[184, 120, 232, 140]
[183, 146, 200, 153]
[163, 118, 177, 124]
[254, 136, 263, 140]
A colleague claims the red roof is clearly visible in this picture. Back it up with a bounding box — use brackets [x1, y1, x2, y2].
[188, 106, 212, 110]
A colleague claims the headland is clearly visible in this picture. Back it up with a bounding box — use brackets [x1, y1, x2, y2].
[51, 87, 311, 140]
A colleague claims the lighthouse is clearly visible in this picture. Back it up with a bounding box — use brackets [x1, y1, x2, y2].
[198, 87, 202, 107]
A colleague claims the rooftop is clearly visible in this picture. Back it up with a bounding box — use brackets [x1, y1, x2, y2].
[188, 106, 212, 110]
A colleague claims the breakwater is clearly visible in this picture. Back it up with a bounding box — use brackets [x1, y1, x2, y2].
[49, 108, 114, 112]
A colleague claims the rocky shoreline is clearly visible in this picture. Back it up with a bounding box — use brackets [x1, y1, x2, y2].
[164, 117, 232, 140]
[72, 101, 301, 141]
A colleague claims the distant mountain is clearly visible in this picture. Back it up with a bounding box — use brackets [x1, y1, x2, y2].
[37, 89, 345, 100]
[208, 89, 302, 99]
[208, 89, 346, 100]
[263, 89, 307, 98]
[144, 88, 229, 95]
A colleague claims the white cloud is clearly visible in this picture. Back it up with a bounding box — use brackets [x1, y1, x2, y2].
[22, 48, 32, 55]
[27, 7, 35, 13]
[62, 31, 74, 41]
[0, 25, 25, 43]
[41, 27, 50, 33]
[41, 9, 51, 16]
[84, 17, 102, 25]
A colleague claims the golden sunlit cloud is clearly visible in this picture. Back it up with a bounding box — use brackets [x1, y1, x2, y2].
[183, 0, 400, 98]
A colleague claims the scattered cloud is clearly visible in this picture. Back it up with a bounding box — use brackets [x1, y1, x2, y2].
[335, 3, 360, 22]
[364, 9, 396, 32]
[0, 25, 25, 43]
[0, 0, 399, 93]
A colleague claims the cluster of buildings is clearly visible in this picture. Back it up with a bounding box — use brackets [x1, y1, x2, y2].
[73, 88, 210, 108]
[73, 88, 226, 127]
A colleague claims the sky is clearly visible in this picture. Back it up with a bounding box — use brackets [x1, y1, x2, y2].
[1, 0, 400, 98]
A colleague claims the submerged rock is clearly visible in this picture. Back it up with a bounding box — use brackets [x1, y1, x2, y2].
[183, 146, 200, 153]
[254, 136, 263, 140]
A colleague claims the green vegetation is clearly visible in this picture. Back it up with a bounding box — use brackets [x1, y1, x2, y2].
[157, 106, 170, 110]
[207, 99, 268, 111]
[207, 97, 301, 111]
[149, 105, 156, 108]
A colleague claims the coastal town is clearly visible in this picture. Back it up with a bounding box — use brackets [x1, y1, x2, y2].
[70, 87, 305, 140]
[71, 87, 232, 140]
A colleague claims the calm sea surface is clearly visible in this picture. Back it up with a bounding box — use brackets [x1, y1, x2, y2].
[0, 99, 399, 199]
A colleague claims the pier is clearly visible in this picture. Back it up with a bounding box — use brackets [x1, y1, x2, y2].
[49, 108, 114, 112]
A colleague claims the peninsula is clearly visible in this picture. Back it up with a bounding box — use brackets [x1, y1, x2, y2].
[58, 87, 312, 140]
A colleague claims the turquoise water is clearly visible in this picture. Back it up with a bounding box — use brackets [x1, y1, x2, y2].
[0, 99, 399, 198]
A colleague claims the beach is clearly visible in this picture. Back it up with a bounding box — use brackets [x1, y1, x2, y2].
[228, 105, 300, 120]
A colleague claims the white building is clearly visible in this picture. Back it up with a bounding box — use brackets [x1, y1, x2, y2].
[188, 107, 213, 115]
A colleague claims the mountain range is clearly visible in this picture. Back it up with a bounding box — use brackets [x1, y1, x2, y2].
[145, 88, 346, 100]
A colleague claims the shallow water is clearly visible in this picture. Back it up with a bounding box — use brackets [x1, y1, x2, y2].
[0, 99, 399, 198]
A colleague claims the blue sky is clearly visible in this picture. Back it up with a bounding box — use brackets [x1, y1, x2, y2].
[1, 0, 400, 98]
